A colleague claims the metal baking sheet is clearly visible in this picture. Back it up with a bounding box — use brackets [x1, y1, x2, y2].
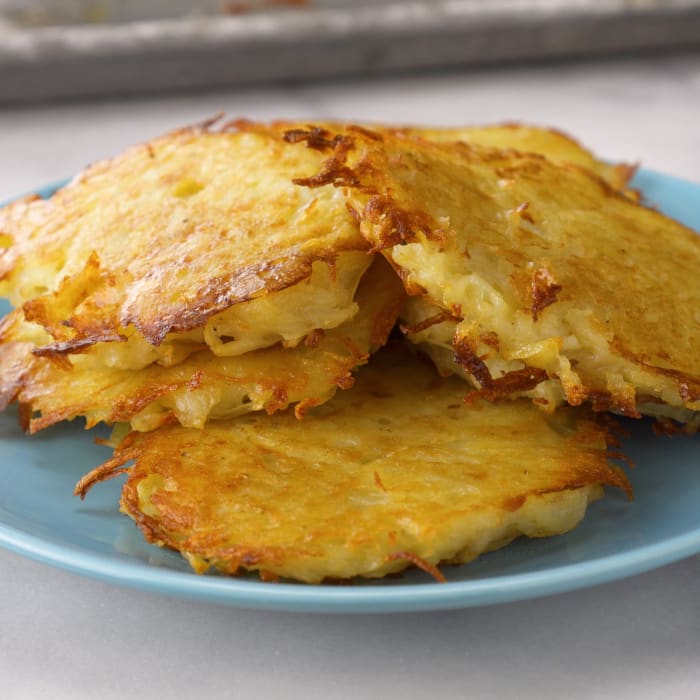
[2, 0, 700, 103]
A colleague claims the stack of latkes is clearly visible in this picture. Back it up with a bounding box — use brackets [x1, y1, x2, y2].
[2, 118, 698, 583]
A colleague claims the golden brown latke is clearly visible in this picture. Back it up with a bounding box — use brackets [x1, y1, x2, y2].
[0, 118, 369, 365]
[76, 345, 630, 584]
[0, 256, 404, 433]
[288, 125, 700, 426]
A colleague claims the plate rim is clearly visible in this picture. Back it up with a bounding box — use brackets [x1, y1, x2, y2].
[2, 515, 700, 613]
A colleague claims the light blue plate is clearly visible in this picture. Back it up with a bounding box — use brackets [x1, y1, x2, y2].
[1, 171, 699, 614]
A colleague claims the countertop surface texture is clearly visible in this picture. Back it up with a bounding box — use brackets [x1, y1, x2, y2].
[1, 50, 699, 700]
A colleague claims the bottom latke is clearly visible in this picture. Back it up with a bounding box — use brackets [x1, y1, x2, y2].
[77, 345, 630, 584]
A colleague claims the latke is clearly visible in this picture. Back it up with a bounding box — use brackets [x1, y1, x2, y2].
[76, 346, 630, 583]
[0, 118, 369, 367]
[291, 125, 700, 426]
[1, 256, 404, 433]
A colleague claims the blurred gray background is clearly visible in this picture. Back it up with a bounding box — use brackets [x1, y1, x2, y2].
[2, 0, 700, 102]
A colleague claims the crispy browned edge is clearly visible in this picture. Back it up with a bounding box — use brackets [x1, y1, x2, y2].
[5, 252, 404, 434]
[73, 413, 631, 583]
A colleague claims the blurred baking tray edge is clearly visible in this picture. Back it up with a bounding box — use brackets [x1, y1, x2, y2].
[2, 0, 700, 102]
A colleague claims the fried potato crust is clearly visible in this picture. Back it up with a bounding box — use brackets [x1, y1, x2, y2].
[2, 256, 404, 433]
[291, 125, 700, 424]
[77, 345, 630, 584]
[0, 119, 368, 360]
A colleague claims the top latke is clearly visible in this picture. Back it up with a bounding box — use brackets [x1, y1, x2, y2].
[292, 126, 700, 423]
[0, 119, 366, 353]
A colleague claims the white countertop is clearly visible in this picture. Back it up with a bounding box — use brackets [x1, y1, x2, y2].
[1, 51, 700, 699]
